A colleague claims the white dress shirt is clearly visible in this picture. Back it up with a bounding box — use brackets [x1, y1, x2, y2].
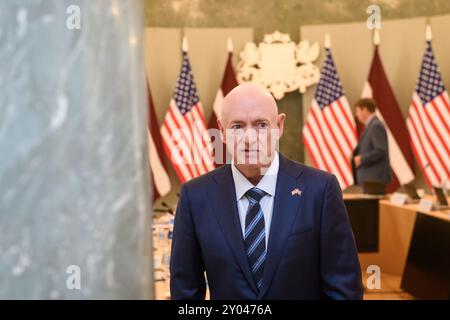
[230, 152, 279, 247]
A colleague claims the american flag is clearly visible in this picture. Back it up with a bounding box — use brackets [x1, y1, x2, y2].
[160, 52, 215, 183]
[406, 40, 450, 188]
[303, 47, 357, 189]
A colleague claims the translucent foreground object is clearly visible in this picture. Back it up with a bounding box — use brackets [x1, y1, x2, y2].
[0, 0, 153, 299]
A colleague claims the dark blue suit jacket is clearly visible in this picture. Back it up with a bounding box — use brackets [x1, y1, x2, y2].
[170, 154, 363, 300]
[353, 116, 391, 186]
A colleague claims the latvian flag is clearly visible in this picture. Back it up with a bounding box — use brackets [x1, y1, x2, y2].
[147, 83, 171, 201]
[209, 38, 238, 166]
[361, 30, 415, 192]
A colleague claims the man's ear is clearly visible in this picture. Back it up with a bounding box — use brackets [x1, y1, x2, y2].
[276, 113, 286, 139]
[217, 118, 226, 144]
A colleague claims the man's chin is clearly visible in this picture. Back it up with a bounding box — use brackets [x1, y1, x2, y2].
[233, 152, 272, 166]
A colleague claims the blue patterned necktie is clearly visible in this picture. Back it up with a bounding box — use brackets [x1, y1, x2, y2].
[244, 187, 267, 291]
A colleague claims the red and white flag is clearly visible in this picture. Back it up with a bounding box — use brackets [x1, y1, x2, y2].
[147, 82, 171, 201]
[160, 38, 215, 183]
[406, 26, 450, 188]
[209, 38, 238, 166]
[303, 35, 357, 189]
[361, 30, 415, 192]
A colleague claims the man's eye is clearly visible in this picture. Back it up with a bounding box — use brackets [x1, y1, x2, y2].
[231, 124, 242, 130]
[257, 122, 268, 129]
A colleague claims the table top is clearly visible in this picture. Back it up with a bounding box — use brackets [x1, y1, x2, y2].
[343, 194, 387, 200]
[343, 193, 450, 222]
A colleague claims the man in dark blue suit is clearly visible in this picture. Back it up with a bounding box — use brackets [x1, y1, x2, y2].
[353, 98, 391, 189]
[170, 84, 363, 300]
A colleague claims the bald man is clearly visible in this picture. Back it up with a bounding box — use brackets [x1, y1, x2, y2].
[170, 84, 363, 300]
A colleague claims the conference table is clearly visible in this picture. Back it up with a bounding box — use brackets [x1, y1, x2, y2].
[345, 194, 450, 299]
[350, 195, 449, 275]
[400, 210, 450, 299]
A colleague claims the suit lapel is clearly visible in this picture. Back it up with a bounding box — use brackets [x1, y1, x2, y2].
[259, 155, 306, 298]
[207, 165, 258, 294]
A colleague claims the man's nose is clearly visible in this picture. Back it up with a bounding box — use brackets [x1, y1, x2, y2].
[243, 128, 258, 143]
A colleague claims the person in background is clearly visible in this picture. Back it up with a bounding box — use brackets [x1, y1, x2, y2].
[353, 98, 391, 190]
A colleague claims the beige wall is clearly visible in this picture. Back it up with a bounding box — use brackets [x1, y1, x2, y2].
[301, 14, 450, 190]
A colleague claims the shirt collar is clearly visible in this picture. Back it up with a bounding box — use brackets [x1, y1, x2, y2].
[231, 152, 279, 201]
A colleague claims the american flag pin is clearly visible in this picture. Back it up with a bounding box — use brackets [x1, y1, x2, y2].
[291, 188, 302, 196]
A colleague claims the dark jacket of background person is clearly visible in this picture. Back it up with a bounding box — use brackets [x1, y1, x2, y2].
[353, 116, 391, 186]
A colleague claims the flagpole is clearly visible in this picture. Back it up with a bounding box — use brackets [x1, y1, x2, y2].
[425, 24, 432, 42]
[227, 36, 233, 53]
[182, 36, 189, 52]
[324, 33, 331, 49]
[373, 29, 380, 46]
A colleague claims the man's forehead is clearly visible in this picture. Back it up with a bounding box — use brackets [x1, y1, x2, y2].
[221, 84, 277, 118]
[226, 104, 272, 117]
[228, 116, 271, 123]
[225, 83, 271, 98]
[222, 104, 276, 123]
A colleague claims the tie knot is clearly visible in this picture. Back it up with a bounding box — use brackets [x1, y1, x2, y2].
[245, 187, 266, 203]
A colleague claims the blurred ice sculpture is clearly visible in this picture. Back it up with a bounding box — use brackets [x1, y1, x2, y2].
[0, 1, 153, 299]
